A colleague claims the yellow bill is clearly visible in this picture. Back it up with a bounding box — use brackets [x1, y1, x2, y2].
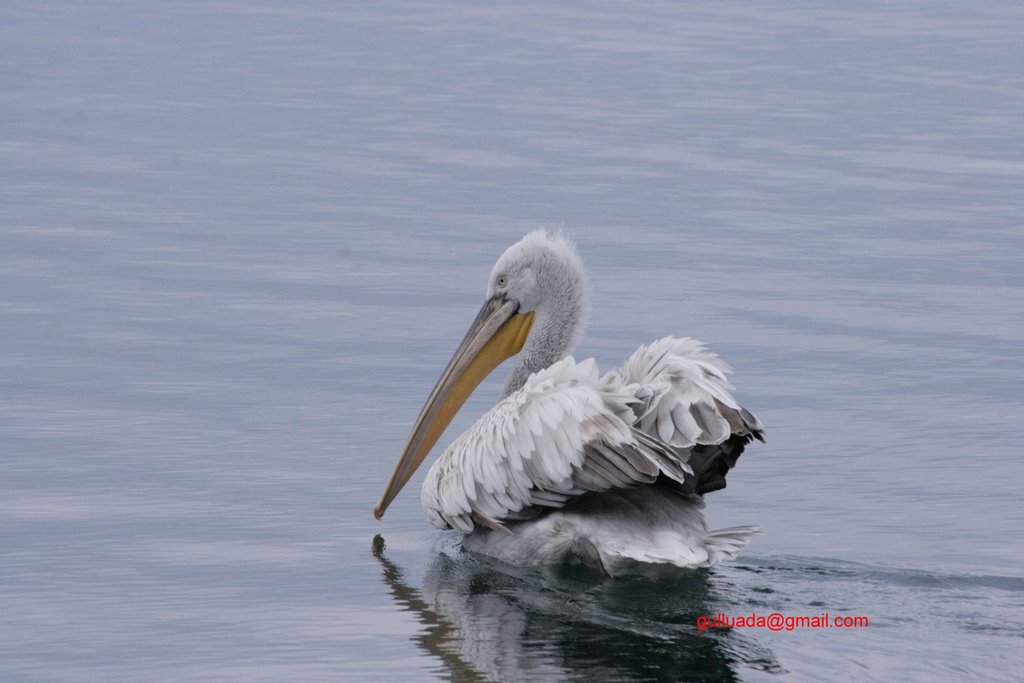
[374, 296, 533, 519]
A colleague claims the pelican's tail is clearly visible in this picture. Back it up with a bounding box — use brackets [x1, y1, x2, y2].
[590, 520, 760, 575]
[703, 525, 760, 565]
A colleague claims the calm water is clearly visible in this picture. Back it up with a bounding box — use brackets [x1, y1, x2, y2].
[2, 1, 1022, 681]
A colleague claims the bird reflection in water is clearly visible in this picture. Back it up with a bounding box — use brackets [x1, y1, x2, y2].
[372, 535, 781, 682]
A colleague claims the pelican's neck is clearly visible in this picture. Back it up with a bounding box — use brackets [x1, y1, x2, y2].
[501, 289, 587, 398]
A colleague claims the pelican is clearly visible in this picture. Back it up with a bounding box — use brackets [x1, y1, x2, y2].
[374, 230, 764, 575]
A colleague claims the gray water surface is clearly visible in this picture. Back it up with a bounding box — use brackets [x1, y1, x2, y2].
[2, 2, 1023, 681]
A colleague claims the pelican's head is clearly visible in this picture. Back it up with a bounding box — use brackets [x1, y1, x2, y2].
[487, 229, 588, 322]
[487, 230, 590, 395]
[374, 230, 589, 520]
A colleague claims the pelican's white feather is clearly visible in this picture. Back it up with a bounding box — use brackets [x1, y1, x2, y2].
[422, 356, 648, 533]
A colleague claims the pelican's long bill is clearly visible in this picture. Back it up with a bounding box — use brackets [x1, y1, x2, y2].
[373, 296, 534, 520]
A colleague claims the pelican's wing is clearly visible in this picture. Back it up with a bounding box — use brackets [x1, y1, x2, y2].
[421, 356, 692, 533]
[607, 337, 764, 494]
[610, 336, 764, 446]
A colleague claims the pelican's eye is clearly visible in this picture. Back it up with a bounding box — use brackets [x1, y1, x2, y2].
[496, 275, 508, 288]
